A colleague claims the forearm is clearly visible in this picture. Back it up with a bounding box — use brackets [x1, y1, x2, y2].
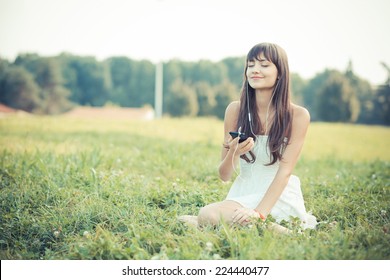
[255, 169, 291, 216]
[219, 150, 239, 182]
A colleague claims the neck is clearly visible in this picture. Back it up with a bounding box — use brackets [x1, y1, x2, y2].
[254, 88, 276, 135]
[255, 88, 274, 111]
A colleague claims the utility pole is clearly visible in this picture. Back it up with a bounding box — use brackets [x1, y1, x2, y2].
[154, 62, 163, 118]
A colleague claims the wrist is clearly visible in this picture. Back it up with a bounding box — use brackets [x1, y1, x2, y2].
[254, 209, 266, 221]
[227, 147, 240, 159]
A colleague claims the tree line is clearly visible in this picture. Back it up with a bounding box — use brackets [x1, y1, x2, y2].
[0, 53, 389, 124]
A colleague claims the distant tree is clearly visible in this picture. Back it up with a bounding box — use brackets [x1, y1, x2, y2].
[14, 53, 41, 73]
[165, 79, 198, 117]
[380, 61, 390, 85]
[373, 83, 390, 125]
[0, 58, 9, 94]
[33, 58, 73, 114]
[62, 56, 109, 106]
[163, 60, 182, 89]
[316, 71, 360, 122]
[371, 62, 390, 125]
[58, 54, 80, 102]
[0, 65, 41, 112]
[14, 54, 73, 114]
[344, 60, 374, 124]
[290, 73, 307, 105]
[302, 69, 334, 120]
[131, 60, 155, 107]
[107, 58, 154, 107]
[195, 81, 216, 116]
[106, 57, 134, 106]
[214, 81, 239, 119]
[221, 57, 245, 88]
[191, 60, 228, 86]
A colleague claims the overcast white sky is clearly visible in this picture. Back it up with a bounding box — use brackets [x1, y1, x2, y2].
[0, 0, 389, 85]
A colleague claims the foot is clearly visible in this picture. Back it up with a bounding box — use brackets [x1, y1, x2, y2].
[268, 222, 292, 235]
[178, 215, 198, 228]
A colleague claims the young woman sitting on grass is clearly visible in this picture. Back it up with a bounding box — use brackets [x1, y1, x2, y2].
[179, 42, 317, 233]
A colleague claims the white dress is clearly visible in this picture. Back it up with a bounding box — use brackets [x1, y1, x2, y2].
[225, 135, 317, 229]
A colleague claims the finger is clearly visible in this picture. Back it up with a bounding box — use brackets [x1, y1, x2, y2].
[238, 214, 249, 225]
[232, 211, 242, 224]
[241, 137, 254, 149]
[240, 142, 254, 154]
[242, 143, 253, 153]
[238, 140, 250, 152]
[234, 210, 249, 225]
[232, 209, 245, 224]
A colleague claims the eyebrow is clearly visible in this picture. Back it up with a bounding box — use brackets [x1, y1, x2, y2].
[248, 58, 269, 63]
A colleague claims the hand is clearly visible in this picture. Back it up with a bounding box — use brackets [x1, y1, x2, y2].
[227, 136, 254, 158]
[232, 207, 259, 225]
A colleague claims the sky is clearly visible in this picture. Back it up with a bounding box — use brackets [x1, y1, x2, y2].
[0, 0, 389, 85]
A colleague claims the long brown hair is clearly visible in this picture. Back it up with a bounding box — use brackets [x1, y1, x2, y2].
[237, 43, 292, 165]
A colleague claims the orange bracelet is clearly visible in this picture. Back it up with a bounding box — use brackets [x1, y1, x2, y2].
[254, 209, 266, 221]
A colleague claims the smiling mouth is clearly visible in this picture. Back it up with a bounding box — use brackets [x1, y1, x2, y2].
[251, 76, 264, 79]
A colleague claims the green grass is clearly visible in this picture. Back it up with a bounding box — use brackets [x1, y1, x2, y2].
[0, 115, 389, 259]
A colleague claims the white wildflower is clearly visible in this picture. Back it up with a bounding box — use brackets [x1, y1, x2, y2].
[83, 231, 90, 238]
[205, 242, 213, 252]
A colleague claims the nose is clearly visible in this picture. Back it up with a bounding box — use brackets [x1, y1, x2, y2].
[250, 65, 260, 73]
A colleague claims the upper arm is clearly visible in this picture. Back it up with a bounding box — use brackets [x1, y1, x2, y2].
[278, 105, 310, 175]
[221, 101, 240, 159]
[223, 101, 240, 139]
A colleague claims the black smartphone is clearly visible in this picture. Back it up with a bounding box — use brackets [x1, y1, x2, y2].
[229, 131, 248, 143]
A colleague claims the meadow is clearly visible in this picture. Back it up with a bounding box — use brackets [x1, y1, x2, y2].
[0, 115, 389, 260]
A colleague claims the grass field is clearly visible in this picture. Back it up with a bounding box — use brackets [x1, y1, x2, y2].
[0, 115, 389, 260]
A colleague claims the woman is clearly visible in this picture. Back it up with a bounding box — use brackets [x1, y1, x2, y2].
[180, 42, 317, 231]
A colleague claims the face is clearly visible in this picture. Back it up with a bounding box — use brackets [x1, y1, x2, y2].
[246, 53, 278, 90]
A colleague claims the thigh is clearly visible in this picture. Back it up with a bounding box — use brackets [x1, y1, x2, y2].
[198, 200, 243, 226]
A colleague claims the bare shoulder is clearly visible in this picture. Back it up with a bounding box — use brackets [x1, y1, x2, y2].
[224, 101, 240, 132]
[224, 101, 240, 122]
[291, 103, 310, 122]
[291, 103, 310, 133]
[225, 101, 240, 115]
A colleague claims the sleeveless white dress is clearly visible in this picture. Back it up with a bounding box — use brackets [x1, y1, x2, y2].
[225, 135, 317, 229]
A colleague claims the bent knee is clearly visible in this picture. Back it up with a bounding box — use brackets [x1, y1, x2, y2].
[198, 205, 223, 226]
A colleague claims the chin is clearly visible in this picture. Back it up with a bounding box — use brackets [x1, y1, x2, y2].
[254, 86, 275, 91]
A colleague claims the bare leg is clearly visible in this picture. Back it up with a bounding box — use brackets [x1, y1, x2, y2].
[178, 200, 241, 228]
[179, 200, 292, 234]
[177, 215, 198, 228]
[198, 200, 243, 227]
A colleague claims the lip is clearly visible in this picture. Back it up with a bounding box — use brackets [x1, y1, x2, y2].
[251, 76, 264, 79]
